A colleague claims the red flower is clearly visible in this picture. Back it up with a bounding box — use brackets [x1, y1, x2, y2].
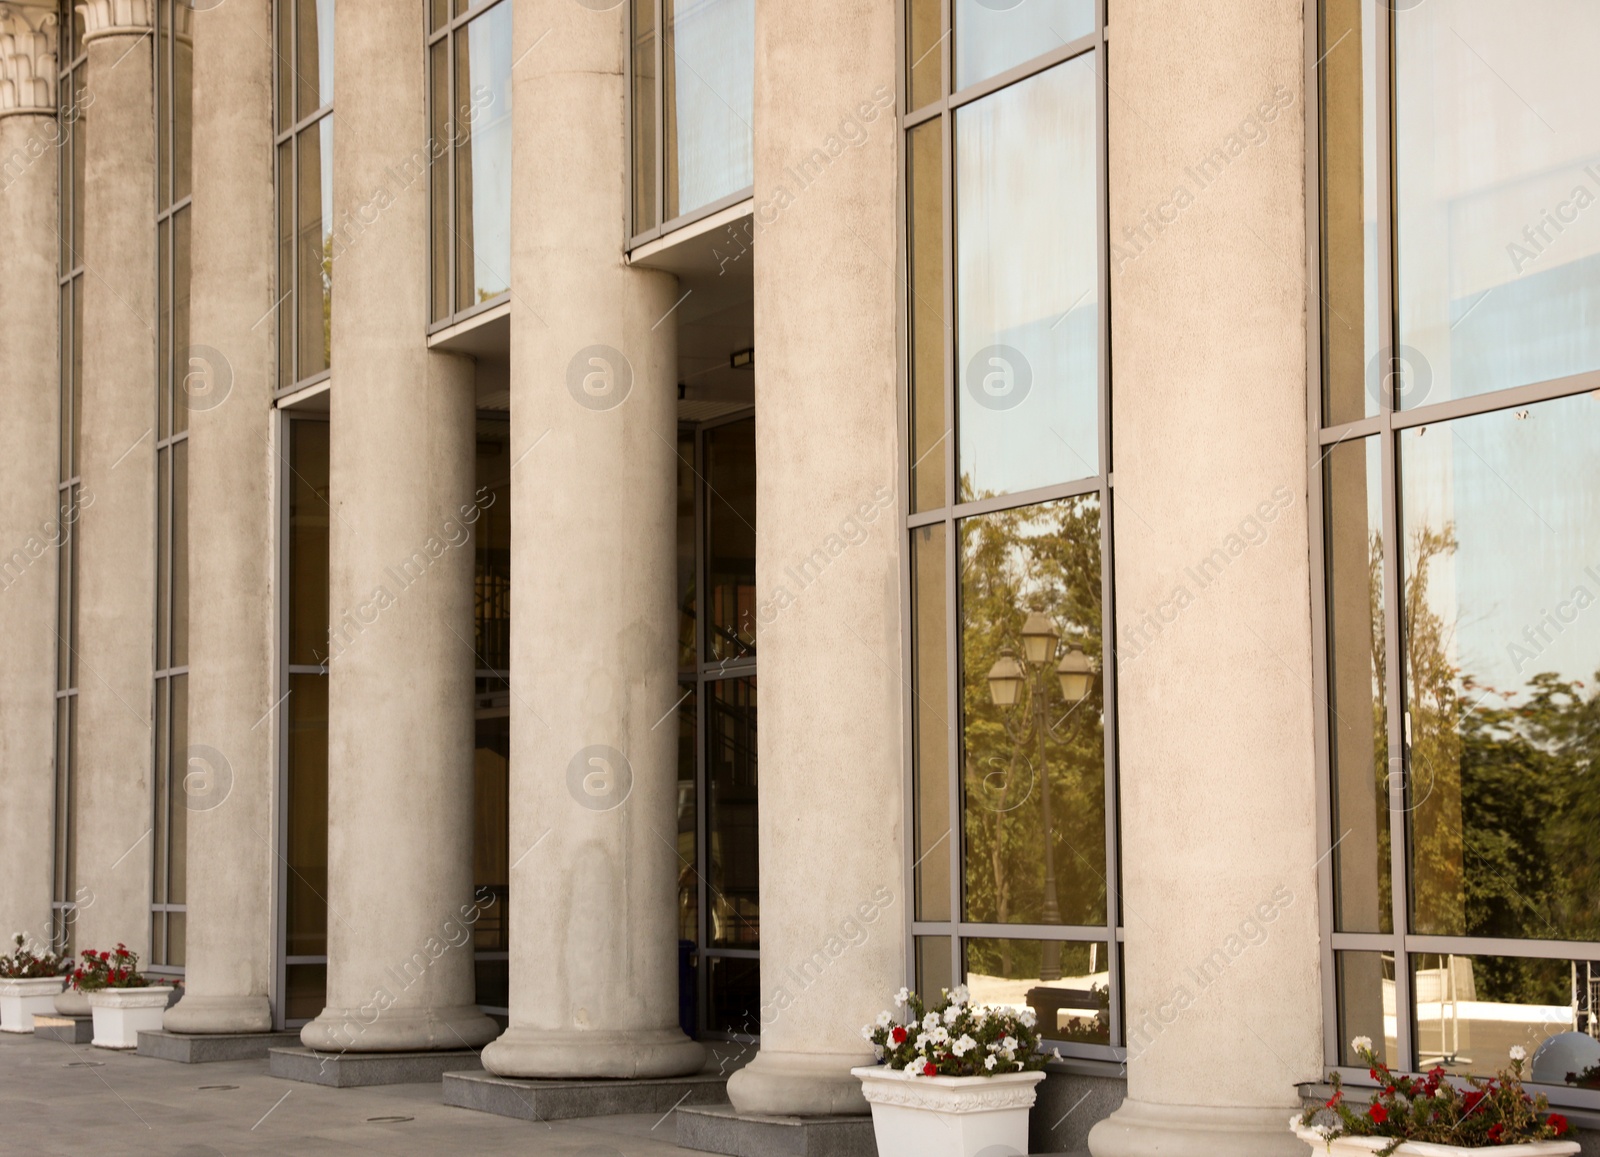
[1384, 1086, 1396, 1097]
[922, 1062, 936, 1077]
[1369, 1068, 1379, 1079]
[1368, 1105, 1388, 1124]
[1324, 1091, 1343, 1109]
[1548, 1114, 1568, 1136]
[891, 1026, 906, 1044]
[1464, 1090, 1484, 1113]
[1488, 1123, 1504, 1143]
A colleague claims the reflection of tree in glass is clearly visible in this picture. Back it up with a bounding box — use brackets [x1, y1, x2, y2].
[1403, 522, 1600, 1002]
[961, 492, 1105, 981]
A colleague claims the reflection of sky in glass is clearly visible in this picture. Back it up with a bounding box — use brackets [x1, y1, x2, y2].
[669, 0, 754, 217]
[1401, 393, 1600, 697]
[1396, 0, 1600, 408]
[954, 0, 1093, 92]
[956, 56, 1098, 499]
[466, 3, 512, 298]
[315, 0, 334, 108]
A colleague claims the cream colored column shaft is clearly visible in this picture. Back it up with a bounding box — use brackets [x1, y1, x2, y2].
[480, 0, 700, 1080]
[723, 0, 904, 1118]
[1088, 2, 1321, 1155]
[72, 11, 156, 961]
[299, 0, 496, 1054]
[0, 8, 61, 953]
[162, 0, 275, 1036]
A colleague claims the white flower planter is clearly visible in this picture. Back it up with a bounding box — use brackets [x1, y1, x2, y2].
[87, 987, 171, 1049]
[0, 976, 67, 1033]
[1291, 1118, 1580, 1156]
[853, 1065, 1046, 1157]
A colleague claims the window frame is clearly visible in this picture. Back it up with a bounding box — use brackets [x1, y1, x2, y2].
[425, 0, 513, 334]
[1305, 0, 1600, 1111]
[896, 0, 1124, 1063]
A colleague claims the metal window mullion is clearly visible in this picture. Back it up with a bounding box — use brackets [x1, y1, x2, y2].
[1305, 0, 1341, 1070]
[938, 0, 959, 992]
[945, 30, 1098, 114]
[273, 409, 292, 1029]
[693, 425, 710, 1036]
[1090, 3, 1123, 1049]
[1375, 0, 1413, 1074]
[655, 0, 665, 233]
[446, 19, 457, 322]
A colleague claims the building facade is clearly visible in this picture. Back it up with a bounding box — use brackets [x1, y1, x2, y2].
[1, 0, 1597, 1152]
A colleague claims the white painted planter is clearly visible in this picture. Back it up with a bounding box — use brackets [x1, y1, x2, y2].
[852, 1065, 1046, 1157]
[0, 976, 67, 1033]
[1291, 1118, 1580, 1156]
[87, 986, 171, 1049]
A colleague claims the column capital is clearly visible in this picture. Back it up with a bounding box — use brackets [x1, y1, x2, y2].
[0, 4, 57, 117]
[76, 0, 151, 43]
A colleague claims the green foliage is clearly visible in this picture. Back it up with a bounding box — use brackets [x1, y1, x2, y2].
[861, 986, 1056, 1077]
[0, 933, 67, 980]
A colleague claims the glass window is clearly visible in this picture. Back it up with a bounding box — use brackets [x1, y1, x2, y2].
[631, 0, 754, 237]
[964, 937, 1110, 1044]
[1400, 395, 1600, 943]
[961, 496, 1106, 929]
[907, 120, 946, 514]
[1335, 950, 1399, 1068]
[1395, 1, 1600, 410]
[956, 56, 1099, 500]
[277, 0, 334, 390]
[708, 677, 758, 948]
[905, 0, 941, 111]
[912, 524, 951, 922]
[459, 9, 514, 309]
[1323, 436, 1390, 934]
[705, 417, 756, 662]
[954, 0, 1093, 92]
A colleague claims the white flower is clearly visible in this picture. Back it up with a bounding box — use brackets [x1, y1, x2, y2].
[1351, 1036, 1373, 1054]
[950, 984, 970, 1005]
[876, 1011, 893, 1028]
[922, 1012, 941, 1032]
[1019, 1007, 1038, 1028]
[894, 987, 910, 1006]
[860, 1024, 874, 1040]
[1050, 1048, 1063, 1062]
[1510, 1045, 1527, 1062]
[942, 1005, 960, 1026]
[1434, 1087, 1449, 1100]
[984, 1054, 997, 1071]
[952, 1034, 977, 1057]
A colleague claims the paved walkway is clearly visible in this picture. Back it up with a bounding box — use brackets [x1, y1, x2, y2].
[0, 1031, 694, 1156]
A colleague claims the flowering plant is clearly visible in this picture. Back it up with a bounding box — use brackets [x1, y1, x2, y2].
[71, 944, 159, 993]
[860, 986, 1059, 1077]
[1300, 1039, 1569, 1153]
[0, 933, 69, 980]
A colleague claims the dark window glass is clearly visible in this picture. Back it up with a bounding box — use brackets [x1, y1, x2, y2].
[287, 422, 331, 666]
[1335, 950, 1398, 1067]
[707, 954, 759, 1036]
[707, 677, 758, 948]
[705, 418, 756, 662]
[630, 0, 658, 233]
[916, 935, 953, 998]
[676, 684, 697, 942]
[912, 524, 951, 921]
[676, 430, 696, 669]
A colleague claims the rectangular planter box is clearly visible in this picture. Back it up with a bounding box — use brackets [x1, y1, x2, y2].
[1292, 1119, 1580, 1155]
[853, 1065, 1045, 1157]
[88, 987, 171, 1050]
[0, 977, 67, 1034]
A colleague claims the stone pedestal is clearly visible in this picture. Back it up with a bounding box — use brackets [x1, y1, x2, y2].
[1087, 2, 1322, 1155]
[160, 0, 276, 1041]
[722, 0, 905, 1120]
[478, 0, 699, 1081]
[298, 0, 495, 1055]
[0, 25, 60, 954]
[71, 19, 157, 962]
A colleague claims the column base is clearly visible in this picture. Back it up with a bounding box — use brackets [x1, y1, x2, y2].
[1087, 1096, 1307, 1157]
[725, 1049, 871, 1117]
[299, 1004, 499, 1053]
[162, 994, 272, 1035]
[480, 1024, 704, 1079]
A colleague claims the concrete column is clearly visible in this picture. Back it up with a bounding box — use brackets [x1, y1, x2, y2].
[299, 0, 497, 1054]
[162, 0, 275, 1036]
[0, 4, 60, 952]
[71, 1, 156, 961]
[1087, 2, 1322, 1155]
[723, 0, 904, 1118]
[478, 0, 701, 1080]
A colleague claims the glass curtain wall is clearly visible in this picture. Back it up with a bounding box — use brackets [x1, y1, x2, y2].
[279, 417, 330, 1024]
[149, 0, 194, 974]
[51, 0, 88, 956]
[427, 0, 513, 328]
[627, 0, 754, 243]
[275, 0, 333, 394]
[1317, 0, 1600, 1097]
[471, 415, 511, 1015]
[902, 0, 1120, 1056]
[675, 414, 759, 1038]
